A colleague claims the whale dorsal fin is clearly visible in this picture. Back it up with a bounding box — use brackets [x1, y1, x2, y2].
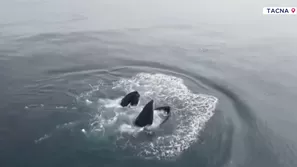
[134, 100, 154, 127]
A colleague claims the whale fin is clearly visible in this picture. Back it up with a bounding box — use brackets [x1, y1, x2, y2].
[155, 106, 171, 126]
[134, 100, 154, 127]
[155, 106, 170, 114]
[120, 91, 140, 107]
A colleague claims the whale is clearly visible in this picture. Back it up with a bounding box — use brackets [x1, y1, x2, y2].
[155, 106, 171, 126]
[155, 106, 170, 114]
[134, 100, 154, 127]
[134, 101, 171, 128]
[120, 91, 140, 107]
[120, 91, 171, 128]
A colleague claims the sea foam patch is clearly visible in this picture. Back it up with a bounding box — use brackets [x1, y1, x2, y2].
[79, 73, 218, 159]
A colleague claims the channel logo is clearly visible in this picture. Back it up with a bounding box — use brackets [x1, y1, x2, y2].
[263, 7, 296, 15]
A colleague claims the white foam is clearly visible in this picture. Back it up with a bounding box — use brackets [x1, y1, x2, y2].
[118, 124, 141, 134]
[85, 99, 92, 105]
[78, 73, 218, 159]
[24, 104, 45, 109]
[56, 121, 77, 129]
[55, 106, 67, 109]
[34, 133, 51, 143]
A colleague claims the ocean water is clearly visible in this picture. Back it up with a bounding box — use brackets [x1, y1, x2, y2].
[1, 0, 297, 167]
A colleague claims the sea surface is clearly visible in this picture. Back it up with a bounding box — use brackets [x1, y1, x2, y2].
[1, 0, 297, 167]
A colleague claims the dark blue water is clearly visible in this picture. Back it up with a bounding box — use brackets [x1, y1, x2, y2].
[1, 0, 297, 167]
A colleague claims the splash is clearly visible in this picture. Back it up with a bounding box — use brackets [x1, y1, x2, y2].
[34, 133, 51, 143]
[77, 73, 218, 159]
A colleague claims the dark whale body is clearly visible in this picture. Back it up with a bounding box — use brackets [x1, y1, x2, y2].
[155, 106, 171, 126]
[120, 91, 171, 127]
[120, 91, 140, 107]
[134, 100, 154, 127]
[155, 106, 170, 114]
